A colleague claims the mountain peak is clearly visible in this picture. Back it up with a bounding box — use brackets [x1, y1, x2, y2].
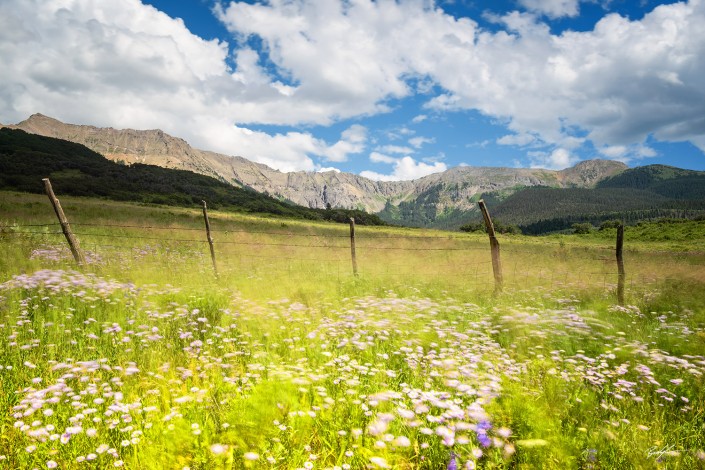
[558, 159, 627, 187]
[24, 113, 60, 124]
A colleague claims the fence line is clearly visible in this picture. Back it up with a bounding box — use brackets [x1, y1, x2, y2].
[2, 228, 498, 252]
[8, 225, 698, 297]
[5, 223, 703, 260]
[5, 222, 702, 252]
[4, 185, 704, 303]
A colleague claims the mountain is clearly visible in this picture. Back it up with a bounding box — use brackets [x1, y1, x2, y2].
[375, 160, 630, 228]
[3, 114, 416, 212]
[596, 164, 705, 199]
[3, 114, 628, 228]
[485, 165, 705, 234]
[0, 128, 386, 225]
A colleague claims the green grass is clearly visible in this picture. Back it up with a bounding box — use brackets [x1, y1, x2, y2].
[1, 191, 704, 469]
[585, 219, 705, 250]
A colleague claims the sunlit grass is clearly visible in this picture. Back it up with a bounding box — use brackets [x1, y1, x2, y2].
[1, 190, 704, 469]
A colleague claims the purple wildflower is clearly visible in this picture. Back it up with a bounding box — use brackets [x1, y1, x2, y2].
[447, 451, 457, 470]
[477, 433, 492, 448]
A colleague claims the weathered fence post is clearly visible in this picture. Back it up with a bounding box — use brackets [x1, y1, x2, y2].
[478, 199, 503, 294]
[42, 178, 85, 265]
[202, 200, 218, 278]
[349, 217, 359, 277]
[616, 223, 625, 306]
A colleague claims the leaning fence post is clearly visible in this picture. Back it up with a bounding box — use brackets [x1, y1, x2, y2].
[349, 217, 359, 277]
[616, 223, 625, 306]
[42, 178, 85, 265]
[202, 200, 218, 278]
[478, 199, 503, 294]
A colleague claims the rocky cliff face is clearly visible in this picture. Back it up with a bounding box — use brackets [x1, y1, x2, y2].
[5, 114, 628, 224]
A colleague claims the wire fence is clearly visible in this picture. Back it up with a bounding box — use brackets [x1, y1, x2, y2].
[3, 212, 704, 300]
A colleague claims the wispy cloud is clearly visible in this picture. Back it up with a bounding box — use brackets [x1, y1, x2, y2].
[361, 156, 447, 181]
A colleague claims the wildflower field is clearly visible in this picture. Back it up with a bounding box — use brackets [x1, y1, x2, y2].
[1, 191, 704, 469]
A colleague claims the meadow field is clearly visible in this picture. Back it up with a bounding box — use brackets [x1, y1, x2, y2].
[1, 191, 704, 469]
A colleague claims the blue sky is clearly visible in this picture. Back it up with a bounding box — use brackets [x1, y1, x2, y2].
[1, 0, 704, 179]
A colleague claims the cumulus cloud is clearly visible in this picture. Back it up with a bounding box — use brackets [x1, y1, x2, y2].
[215, 0, 412, 120]
[528, 148, 578, 169]
[321, 125, 368, 162]
[217, 0, 705, 157]
[1, 0, 704, 177]
[0, 0, 369, 172]
[361, 156, 447, 181]
[194, 119, 367, 172]
[369, 152, 398, 164]
[597, 143, 657, 162]
[518, 0, 581, 18]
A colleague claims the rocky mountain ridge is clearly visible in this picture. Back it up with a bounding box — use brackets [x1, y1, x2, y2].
[4, 114, 628, 226]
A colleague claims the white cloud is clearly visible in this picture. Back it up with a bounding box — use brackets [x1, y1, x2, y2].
[518, 0, 581, 18]
[231, 48, 270, 86]
[0, 0, 370, 172]
[369, 152, 397, 164]
[322, 125, 368, 162]
[377, 145, 414, 155]
[1, 0, 704, 176]
[217, 0, 705, 158]
[317, 167, 341, 173]
[193, 119, 367, 171]
[528, 148, 578, 169]
[411, 114, 428, 123]
[409, 136, 435, 148]
[361, 156, 447, 181]
[497, 133, 537, 146]
[597, 143, 657, 162]
[215, 0, 412, 121]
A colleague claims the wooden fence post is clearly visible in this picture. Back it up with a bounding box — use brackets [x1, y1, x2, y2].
[616, 224, 625, 306]
[202, 200, 218, 278]
[42, 178, 85, 265]
[478, 199, 503, 294]
[349, 217, 359, 277]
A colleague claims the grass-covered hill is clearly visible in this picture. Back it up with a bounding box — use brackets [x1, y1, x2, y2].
[0, 128, 385, 225]
[484, 165, 705, 234]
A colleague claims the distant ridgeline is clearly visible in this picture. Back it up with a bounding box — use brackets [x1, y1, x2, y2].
[3, 127, 703, 234]
[483, 166, 705, 234]
[377, 165, 705, 234]
[0, 128, 386, 225]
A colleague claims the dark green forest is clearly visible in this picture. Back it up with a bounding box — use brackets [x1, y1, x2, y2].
[0, 128, 385, 226]
[485, 165, 705, 234]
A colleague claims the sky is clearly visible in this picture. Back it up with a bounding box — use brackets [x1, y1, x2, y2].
[1, 0, 704, 180]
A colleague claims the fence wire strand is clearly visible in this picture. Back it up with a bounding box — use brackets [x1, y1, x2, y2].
[5, 215, 703, 294]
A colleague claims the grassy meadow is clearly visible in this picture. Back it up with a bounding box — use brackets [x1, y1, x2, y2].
[1, 190, 704, 469]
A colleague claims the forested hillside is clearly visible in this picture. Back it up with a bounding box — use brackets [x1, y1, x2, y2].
[482, 165, 705, 234]
[596, 164, 705, 199]
[0, 128, 385, 225]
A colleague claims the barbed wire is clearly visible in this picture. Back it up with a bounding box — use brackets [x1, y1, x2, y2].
[4, 220, 703, 257]
[1, 222, 60, 227]
[68, 222, 352, 238]
[1, 230, 64, 235]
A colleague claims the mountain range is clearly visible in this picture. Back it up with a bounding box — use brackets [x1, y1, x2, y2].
[3, 114, 704, 232]
[0, 128, 385, 225]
